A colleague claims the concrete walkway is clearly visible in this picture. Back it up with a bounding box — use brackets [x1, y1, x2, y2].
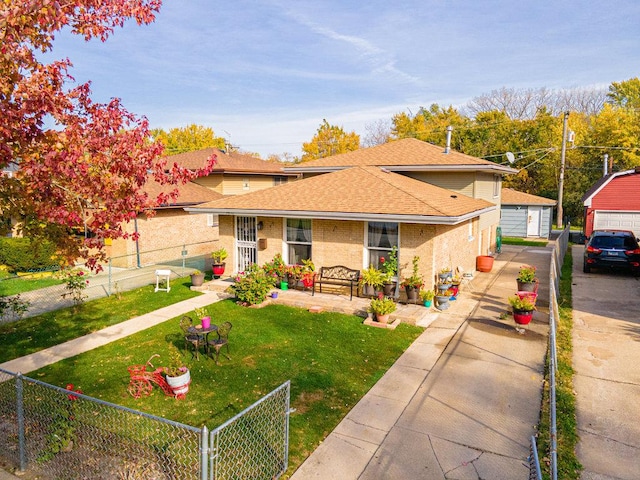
[1, 245, 553, 479]
[291, 245, 551, 480]
[0, 292, 222, 375]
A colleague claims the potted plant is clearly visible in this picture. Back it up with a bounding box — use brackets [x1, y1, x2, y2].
[360, 266, 385, 297]
[369, 296, 397, 323]
[435, 289, 452, 311]
[420, 289, 435, 307]
[450, 275, 461, 297]
[438, 267, 452, 282]
[300, 259, 315, 289]
[516, 265, 538, 292]
[508, 295, 536, 325]
[194, 307, 211, 329]
[189, 269, 205, 287]
[164, 344, 190, 397]
[380, 246, 398, 296]
[401, 255, 423, 302]
[211, 247, 228, 278]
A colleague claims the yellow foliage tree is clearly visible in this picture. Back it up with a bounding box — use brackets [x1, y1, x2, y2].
[301, 120, 360, 161]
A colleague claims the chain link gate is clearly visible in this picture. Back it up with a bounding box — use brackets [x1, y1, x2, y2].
[209, 381, 291, 480]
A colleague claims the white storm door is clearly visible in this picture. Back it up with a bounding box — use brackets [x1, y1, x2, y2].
[236, 216, 257, 272]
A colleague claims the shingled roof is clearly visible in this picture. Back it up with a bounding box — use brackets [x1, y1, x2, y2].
[501, 188, 556, 206]
[144, 179, 222, 208]
[285, 138, 517, 174]
[166, 148, 296, 176]
[186, 166, 496, 225]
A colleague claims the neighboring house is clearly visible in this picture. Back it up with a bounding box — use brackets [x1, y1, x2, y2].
[186, 138, 516, 288]
[500, 188, 556, 238]
[108, 180, 223, 268]
[109, 149, 299, 268]
[168, 148, 299, 195]
[582, 167, 640, 238]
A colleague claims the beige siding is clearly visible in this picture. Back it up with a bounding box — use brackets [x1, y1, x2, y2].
[219, 175, 278, 195]
[474, 172, 501, 202]
[405, 172, 475, 197]
[193, 174, 223, 194]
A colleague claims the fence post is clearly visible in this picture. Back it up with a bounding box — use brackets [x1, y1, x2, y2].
[200, 425, 209, 480]
[108, 258, 112, 297]
[16, 373, 26, 472]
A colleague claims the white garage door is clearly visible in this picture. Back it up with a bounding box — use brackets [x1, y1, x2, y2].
[593, 211, 640, 238]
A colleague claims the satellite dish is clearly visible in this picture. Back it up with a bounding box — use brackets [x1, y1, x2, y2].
[505, 152, 515, 164]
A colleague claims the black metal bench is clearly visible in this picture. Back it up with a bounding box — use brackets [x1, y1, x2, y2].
[312, 266, 360, 301]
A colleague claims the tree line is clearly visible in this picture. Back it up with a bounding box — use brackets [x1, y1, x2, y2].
[297, 79, 640, 224]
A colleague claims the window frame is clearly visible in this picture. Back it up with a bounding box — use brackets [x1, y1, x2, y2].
[364, 221, 399, 275]
[285, 218, 312, 264]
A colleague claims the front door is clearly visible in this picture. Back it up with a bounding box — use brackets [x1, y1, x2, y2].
[527, 207, 541, 237]
[236, 216, 257, 272]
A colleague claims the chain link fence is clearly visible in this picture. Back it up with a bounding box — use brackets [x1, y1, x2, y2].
[210, 381, 291, 479]
[528, 226, 569, 480]
[0, 242, 215, 323]
[0, 369, 290, 480]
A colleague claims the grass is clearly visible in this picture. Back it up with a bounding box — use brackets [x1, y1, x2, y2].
[0, 270, 63, 296]
[501, 237, 549, 247]
[29, 300, 423, 477]
[0, 276, 201, 363]
[537, 248, 581, 479]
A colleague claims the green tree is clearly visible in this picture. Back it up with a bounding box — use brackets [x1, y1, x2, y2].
[607, 77, 640, 110]
[152, 124, 226, 155]
[301, 120, 360, 161]
[391, 104, 469, 148]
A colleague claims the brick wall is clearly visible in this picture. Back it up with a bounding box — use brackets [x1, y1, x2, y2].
[109, 210, 219, 268]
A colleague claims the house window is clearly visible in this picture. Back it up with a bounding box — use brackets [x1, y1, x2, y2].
[286, 218, 312, 264]
[273, 176, 288, 186]
[493, 175, 500, 197]
[366, 222, 399, 270]
[468, 219, 474, 242]
[243, 177, 250, 190]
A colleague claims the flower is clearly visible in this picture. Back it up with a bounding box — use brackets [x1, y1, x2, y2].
[65, 383, 82, 401]
[517, 265, 537, 283]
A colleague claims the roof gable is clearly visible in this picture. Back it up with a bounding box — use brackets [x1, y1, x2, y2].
[188, 166, 495, 224]
[582, 169, 640, 207]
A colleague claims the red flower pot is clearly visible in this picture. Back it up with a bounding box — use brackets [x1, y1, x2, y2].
[513, 309, 534, 325]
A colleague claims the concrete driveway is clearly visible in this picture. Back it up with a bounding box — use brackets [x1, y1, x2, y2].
[572, 245, 640, 479]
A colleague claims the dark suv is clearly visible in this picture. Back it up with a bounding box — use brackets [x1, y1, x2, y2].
[583, 230, 640, 274]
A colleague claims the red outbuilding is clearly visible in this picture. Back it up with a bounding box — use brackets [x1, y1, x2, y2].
[582, 167, 640, 239]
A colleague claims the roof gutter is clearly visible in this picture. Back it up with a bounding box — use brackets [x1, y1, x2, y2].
[184, 205, 497, 226]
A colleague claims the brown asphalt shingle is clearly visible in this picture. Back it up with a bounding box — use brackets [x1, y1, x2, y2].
[192, 166, 494, 219]
[144, 179, 223, 206]
[166, 148, 292, 174]
[501, 188, 556, 206]
[287, 138, 502, 169]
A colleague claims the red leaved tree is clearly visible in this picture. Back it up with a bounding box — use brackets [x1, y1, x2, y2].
[0, 1, 215, 271]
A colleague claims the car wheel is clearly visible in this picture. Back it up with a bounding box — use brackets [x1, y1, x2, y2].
[583, 262, 591, 273]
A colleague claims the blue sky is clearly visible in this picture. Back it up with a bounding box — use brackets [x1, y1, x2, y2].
[49, 0, 640, 158]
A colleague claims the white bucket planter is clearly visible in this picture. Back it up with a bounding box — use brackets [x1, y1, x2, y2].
[166, 370, 191, 397]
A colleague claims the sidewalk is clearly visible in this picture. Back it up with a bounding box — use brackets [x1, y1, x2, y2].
[0, 292, 222, 375]
[291, 244, 551, 479]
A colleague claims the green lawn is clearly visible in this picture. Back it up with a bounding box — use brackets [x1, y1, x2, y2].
[0, 276, 201, 363]
[501, 237, 549, 247]
[0, 271, 63, 296]
[30, 300, 423, 476]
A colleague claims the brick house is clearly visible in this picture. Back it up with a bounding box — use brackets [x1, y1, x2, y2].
[186, 139, 516, 289]
[582, 167, 640, 238]
[500, 188, 556, 239]
[108, 149, 299, 267]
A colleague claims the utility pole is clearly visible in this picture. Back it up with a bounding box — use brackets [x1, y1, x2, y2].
[556, 111, 569, 228]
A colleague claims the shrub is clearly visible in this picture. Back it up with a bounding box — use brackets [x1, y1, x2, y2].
[369, 296, 397, 315]
[231, 264, 276, 305]
[0, 238, 61, 273]
[59, 268, 89, 306]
